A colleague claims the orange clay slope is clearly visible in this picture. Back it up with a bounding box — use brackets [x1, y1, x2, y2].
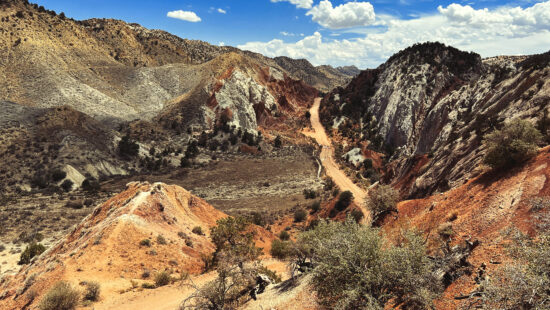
[0, 182, 228, 309]
[382, 146, 550, 310]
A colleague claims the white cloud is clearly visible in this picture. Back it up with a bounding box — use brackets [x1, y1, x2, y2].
[306, 1, 376, 29]
[281, 31, 295, 36]
[239, 1, 550, 68]
[270, 0, 313, 9]
[167, 10, 201, 22]
[217, 8, 227, 14]
[219, 42, 226, 46]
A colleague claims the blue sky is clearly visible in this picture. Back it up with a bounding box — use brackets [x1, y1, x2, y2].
[34, 0, 550, 68]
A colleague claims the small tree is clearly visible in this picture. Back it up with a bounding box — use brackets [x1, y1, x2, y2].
[210, 217, 261, 264]
[60, 179, 73, 192]
[19, 242, 46, 265]
[270, 239, 294, 259]
[366, 184, 400, 223]
[274, 136, 282, 148]
[118, 135, 139, 159]
[483, 119, 542, 168]
[294, 209, 307, 222]
[335, 191, 353, 211]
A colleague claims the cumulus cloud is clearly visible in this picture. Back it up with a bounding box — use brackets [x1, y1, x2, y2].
[167, 10, 201, 22]
[217, 8, 227, 14]
[239, 1, 550, 68]
[271, 0, 313, 9]
[306, 0, 376, 29]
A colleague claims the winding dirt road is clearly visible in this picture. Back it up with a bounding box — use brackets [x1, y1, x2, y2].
[304, 98, 370, 220]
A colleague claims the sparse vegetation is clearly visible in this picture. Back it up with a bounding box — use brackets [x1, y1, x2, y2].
[366, 185, 400, 223]
[483, 119, 542, 168]
[19, 242, 46, 265]
[481, 231, 550, 309]
[303, 189, 317, 199]
[38, 281, 80, 310]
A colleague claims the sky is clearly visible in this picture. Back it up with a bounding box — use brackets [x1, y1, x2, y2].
[34, 0, 550, 68]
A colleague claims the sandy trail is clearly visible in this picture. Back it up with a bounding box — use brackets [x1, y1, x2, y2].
[304, 98, 370, 221]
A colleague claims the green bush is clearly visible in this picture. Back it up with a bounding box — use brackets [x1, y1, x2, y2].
[19, 242, 46, 265]
[270, 239, 294, 259]
[279, 230, 290, 241]
[192, 226, 204, 235]
[39, 281, 80, 310]
[51, 169, 67, 182]
[157, 235, 167, 245]
[483, 119, 542, 168]
[83, 281, 100, 302]
[118, 135, 139, 159]
[350, 209, 364, 223]
[310, 201, 321, 213]
[139, 239, 151, 247]
[60, 179, 73, 192]
[335, 191, 353, 211]
[366, 184, 400, 223]
[294, 209, 307, 222]
[210, 217, 261, 263]
[296, 218, 437, 309]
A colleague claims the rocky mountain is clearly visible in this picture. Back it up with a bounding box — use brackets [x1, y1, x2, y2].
[0, 0, 353, 194]
[320, 42, 549, 198]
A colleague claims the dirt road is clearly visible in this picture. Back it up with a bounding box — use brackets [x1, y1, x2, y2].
[304, 98, 370, 220]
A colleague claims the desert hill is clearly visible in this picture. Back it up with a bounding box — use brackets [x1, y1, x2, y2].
[0, 182, 229, 309]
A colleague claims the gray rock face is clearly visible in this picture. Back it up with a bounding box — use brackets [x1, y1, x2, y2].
[214, 70, 277, 134]
[321, 44, 549, 197]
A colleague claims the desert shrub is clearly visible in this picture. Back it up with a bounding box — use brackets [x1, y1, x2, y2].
[65, 200, 83, 209]
[303, 189, 317, 199]
[296, 218, 437, 309]
[118, 135, 139, 159]
[294, 209, 307, 222]
[249, 212, 267, 227]
[257, 266, 282, 283]
[185, 140, 199, 158]
[83, 281, 100, 302]
[350, 209, 364, 223]
[81, 179, 100, 192]
[180, 156, 191, 168]
[274, 135, 282, 148]
[19, 242, 46, 265]
[437, 222, 453, 240]
[0, 244, 5, 252]
[155, 271, 172, 287]
[141, 282, 156, 289]
[192, 226, 204, 235]
[310, 201, 321, 213]
[139, 239, 151, 247]
[38, 281, 80, 310]
[481, 231, 550, 309]
[51, 169, 66, 182]
[157, 235, 167, 245]
[366, 185, 399, 223]
[60, 179, 73, 192]
[270, 239, 294, 259]
[335, 191, 353, 211]
[279, 230, 290, 241]
[210, 216, 261, 264]
[483, 119, 542, 168]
